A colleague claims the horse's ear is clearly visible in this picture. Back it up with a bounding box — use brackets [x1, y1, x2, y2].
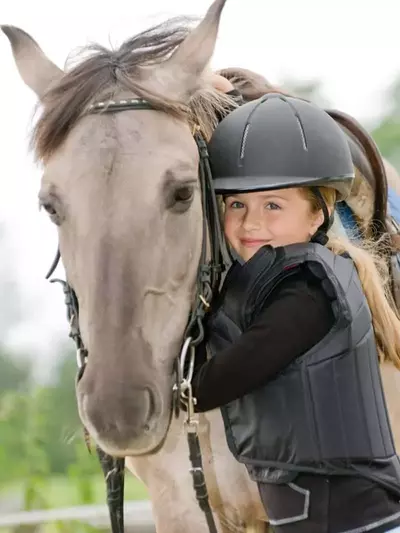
[149, 0, 228, 101]
[2, 25, 63, 99]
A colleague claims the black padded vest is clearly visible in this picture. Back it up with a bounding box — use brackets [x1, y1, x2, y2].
[207, 242, 400, 494]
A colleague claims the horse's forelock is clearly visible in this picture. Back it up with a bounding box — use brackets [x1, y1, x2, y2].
[30, 16, 235, 162]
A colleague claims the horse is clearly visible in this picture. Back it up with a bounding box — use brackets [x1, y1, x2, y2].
[2, 2, 400, 532]
[2, 2, 269, 531]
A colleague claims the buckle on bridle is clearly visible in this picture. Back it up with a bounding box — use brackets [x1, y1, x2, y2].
[76, 347, 87, 369]
[199, 294, 210, 310]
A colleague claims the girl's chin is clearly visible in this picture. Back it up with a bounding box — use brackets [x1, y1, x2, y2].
[240, 242, 272, 254]
[238, 248, 262, 261]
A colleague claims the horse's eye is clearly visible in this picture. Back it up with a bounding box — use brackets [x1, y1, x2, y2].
[174, 186, 194, 204]
[42, 202, 57, 216]
[167, 184, 195, 213]
[39, 197, 63, 225]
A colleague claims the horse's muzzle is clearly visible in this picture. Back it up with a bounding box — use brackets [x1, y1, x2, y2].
[77, 383, 167, 456]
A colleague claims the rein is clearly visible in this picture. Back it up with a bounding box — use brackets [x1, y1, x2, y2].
[45, 98, 228, 533]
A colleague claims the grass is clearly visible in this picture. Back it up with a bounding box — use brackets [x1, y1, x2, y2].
[0, 474, 149, 532]
[44, 473, 148, 505]
[1, 472, 148, 507]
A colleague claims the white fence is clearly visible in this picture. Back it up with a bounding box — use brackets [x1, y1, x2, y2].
[0, 500, 155, 532]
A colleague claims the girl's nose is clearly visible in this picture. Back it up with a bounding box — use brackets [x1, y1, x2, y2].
[242, 208, 261, 231]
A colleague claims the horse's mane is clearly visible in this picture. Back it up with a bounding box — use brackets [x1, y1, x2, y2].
[216, 67, 288, 101]
[32, 17, 237, 161]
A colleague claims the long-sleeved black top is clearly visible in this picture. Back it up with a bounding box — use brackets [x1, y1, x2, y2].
[192, 268, 334, 412]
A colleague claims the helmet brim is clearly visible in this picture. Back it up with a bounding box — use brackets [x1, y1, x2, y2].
[213, 174, 354, 201]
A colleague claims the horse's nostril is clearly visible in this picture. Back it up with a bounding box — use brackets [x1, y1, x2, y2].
[139, 386, 156, 432]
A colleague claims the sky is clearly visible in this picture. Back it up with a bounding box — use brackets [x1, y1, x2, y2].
[1, 0, 399, 377]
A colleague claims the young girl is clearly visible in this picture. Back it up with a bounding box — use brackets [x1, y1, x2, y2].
[190, 93, 400, 532]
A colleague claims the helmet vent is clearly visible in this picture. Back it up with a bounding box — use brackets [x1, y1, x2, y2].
[240, 123, 250, 160]
[295, 114, 308, 151]
[286, 99, 308, 151]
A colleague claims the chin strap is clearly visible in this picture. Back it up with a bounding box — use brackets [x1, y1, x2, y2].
[311, 230, 329, 246]
[310, 187, 334, 246]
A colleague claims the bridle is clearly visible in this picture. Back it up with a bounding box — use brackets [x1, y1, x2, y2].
[45, 98, 230, 533]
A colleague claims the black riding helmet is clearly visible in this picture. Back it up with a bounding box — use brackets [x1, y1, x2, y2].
[207, 93, 355, 241]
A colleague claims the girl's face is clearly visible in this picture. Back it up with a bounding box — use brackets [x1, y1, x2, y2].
[223, 187, 324, 261]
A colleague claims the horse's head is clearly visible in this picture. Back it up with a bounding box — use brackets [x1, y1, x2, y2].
[2, 0, 230, 456]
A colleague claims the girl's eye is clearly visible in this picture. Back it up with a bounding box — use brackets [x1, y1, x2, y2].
[229, 201, 245, 209]
[265, 202, 281, 211]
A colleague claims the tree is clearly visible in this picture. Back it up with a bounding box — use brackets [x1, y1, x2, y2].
[370, 76, 400, 169]
[0, 224, 24, 338]
[39, 352, 91, 474]
[0, 349, 32, 392]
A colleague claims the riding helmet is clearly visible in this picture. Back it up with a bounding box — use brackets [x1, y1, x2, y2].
[208, 93, 355, 201]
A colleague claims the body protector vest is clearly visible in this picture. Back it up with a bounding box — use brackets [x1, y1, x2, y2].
[207, 242, 400, 495]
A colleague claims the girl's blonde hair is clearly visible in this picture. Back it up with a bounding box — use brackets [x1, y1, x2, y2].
[306, 186, 400, 369]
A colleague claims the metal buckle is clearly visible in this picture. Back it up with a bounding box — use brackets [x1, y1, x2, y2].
[182, 381, 198, 434]
[76, 348, 87, 369]
[171, 336, 199, 433]
[179, 337, 196, 383]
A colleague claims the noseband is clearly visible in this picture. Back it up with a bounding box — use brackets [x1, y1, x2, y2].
[45, 98, 228, 533]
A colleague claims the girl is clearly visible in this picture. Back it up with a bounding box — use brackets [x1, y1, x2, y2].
[190, 93, 400, 532]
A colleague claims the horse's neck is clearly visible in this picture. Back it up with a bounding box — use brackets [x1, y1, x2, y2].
[126, 410, 265, 532]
